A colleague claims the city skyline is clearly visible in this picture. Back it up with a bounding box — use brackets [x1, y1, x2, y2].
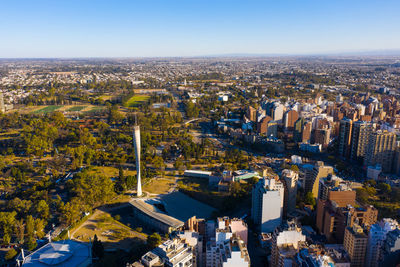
[1, 0, 400, 58]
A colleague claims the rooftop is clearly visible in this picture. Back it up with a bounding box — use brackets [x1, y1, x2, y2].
[21, 240, 91, 267]
[130, 199, 184, 229]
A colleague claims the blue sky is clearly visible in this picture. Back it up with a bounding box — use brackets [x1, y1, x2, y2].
[0, 0, 399, 57]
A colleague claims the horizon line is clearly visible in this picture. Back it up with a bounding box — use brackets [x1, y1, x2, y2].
[1, 49, 400, 60]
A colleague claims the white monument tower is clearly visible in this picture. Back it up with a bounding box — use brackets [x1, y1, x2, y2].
[133, 124, 142, 197]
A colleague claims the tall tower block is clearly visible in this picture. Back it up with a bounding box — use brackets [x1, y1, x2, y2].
[133, 125, 142, 197]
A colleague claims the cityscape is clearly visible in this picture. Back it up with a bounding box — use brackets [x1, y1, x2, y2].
[1, 1, 400, 267]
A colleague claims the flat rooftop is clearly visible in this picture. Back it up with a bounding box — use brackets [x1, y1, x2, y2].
[22, 240, 91, 267]
[130, 199, 184, 229]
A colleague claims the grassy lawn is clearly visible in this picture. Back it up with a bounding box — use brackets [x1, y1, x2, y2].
[66, 105, 87, 112]
[73, 211, 146, 249]
[143, 178, 175, 195]
[31, 105, 62, 114]
[85, 106, 106, 113]
[124, 95, 150, 107]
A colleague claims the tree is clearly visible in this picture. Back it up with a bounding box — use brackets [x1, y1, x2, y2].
[147, 232, 162, 249]
[5, 248, 17, 261]
[356, 188, 369, 204]
[26, 236, 37, 251]
[378, 183, 391, 194]
[35, 200, 50, 220]
[304, 192, 316, 206]
[92, 234, 104, 259]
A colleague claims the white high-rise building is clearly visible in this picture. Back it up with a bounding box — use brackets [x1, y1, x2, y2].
[206, 217, 250, 267]
[271, 220, 306, 267]
[133, 125, 142, 197]
[366, 218, 399, 267]
[252, 177, 284, 233]
[154, 238, 193, 267]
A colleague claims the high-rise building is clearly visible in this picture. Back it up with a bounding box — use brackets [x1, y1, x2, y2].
[154, 238, 194, 267]
[252, 177, 284, 233]
[338, 118, 353, 158]
[366, 218, 399, 267]
[316, 184, 377, 244]
[380, 228, 400, 267]
[304, 161, 333, 199]
[271, 102, 285, 124]
[271, 220, 306, 267]
[364, 130, 397, 173]
[133, 125, 142, 197]
[317, 175, 356, 206]
[343, 224, 368, 267]
[283, 110, 299, 131]
[294, 118, 305, 142]
[281, 169, 298, 216]
[314, 128, 331, 148]
[206, 217, 250, 267]
[257, 115, 272, 135]
[246, 106, 257, 122]
[350, 121, 373, 162]
[302, 121, 312, 143]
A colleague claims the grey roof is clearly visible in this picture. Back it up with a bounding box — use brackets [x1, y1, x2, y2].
[130, 199, 184, 229]
[22, 240, 91, 267]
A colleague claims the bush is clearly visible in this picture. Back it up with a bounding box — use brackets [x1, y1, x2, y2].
[5, 248, 17, 260]
[135, 227, 143, 233]
[147, 232, 162, 249]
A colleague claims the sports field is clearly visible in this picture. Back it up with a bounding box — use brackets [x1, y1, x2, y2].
[124, 95, 150, 107]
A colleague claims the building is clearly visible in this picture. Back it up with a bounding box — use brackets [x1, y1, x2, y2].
[206, 217, 250, 267]
[380, 228, 400, 267]
[271, 220, 306, 267]
[317, 175, 356, 206]
[184, 170, 212, 179]
[133, 125, 142, 197]
[246, 106, 257, 122]
[178, 231, 204, 267]
[350, 121, 373, 162]
[130, 199, 184, 233]
[20, 240, 92, 267]
[367, 165, 382, 180]
[296, 245, 351, 267]
[366, 219, 399, 267]
[138, 251, 164, 267]
[294, 118, 312, 144]
[281, 169, 298, 216]
[252, 177, 284, 233]
[316, 182, 377, 244]
[257, 115, 272, 135]
[364, 130, 397, 173]
[314, 128, 331, 148]
[284, 110, 299, 131]
[304, 161, 333, 199]
[343, 224, 368, 267]
[338, 118, 353, 158]
[154, 238, 193, 267]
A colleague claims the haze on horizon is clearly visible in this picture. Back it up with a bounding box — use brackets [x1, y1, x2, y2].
[1, 0, 400, 58]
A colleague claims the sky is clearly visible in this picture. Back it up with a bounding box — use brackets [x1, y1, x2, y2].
[0, 0, 399, 58]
